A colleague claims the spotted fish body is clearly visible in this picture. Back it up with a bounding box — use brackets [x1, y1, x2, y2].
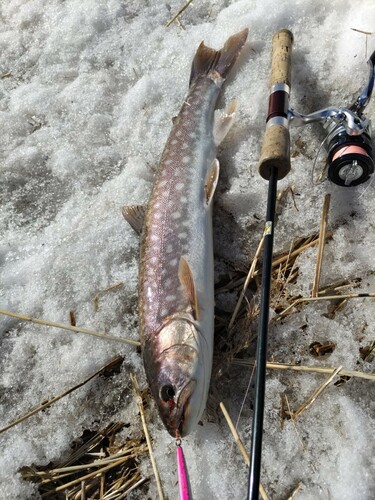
[127, 30, 248, 437]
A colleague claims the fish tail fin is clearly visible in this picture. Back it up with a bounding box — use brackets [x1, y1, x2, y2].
[189, 28, 248, 86]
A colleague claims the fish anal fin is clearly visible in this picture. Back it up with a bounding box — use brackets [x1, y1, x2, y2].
[178, 256, 200, 321]
[213, 99, 238, 146]
[122, 205, 145, 235]
[205, 159, 220, 205]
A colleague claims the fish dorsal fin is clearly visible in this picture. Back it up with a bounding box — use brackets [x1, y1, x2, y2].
[205, 159, 220, 205]
[213, 99, 238, 146]
[178, 256, 200, 321]
[122, 205, 145, 235]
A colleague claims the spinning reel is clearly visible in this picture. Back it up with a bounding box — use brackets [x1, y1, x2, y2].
[289, 51, 375, 186]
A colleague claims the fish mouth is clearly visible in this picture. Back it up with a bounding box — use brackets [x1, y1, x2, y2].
[176, 379, 197, 437]
[161, 379, 197, 438]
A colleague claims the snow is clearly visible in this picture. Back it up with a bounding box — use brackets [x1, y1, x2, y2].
[1, 0, 374, 498]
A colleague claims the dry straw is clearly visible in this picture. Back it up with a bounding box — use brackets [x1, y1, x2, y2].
[21, 422, 147, 498]
[0, 356, 124, 435]
[220, 402, 269, 500]
[0, 309, 140, 346]
[131, 374, 165, 500]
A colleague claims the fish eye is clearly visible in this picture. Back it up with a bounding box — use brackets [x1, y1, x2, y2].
[160, 384, 175, 402]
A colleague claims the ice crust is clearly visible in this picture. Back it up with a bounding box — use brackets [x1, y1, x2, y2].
[0, 1, 374, 499]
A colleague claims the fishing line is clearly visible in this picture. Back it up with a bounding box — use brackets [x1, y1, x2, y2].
[230, 292, 258, 440]
[311, 132, 330, 185]
[236, 362, 256, 432]
[357, 171, 375, 199]
[226, 361, 256, 468]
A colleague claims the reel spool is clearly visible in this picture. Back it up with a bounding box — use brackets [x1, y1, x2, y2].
[325, 122, 374, 187]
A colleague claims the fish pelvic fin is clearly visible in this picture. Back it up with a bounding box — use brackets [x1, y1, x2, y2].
[205, 159, 220, 205]
[178, 256, 200, 321]
[189, 28, 248, 86]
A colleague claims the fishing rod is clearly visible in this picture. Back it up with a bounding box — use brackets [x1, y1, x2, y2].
[248, 31, 375, 499]
[247, 28, 294, 500]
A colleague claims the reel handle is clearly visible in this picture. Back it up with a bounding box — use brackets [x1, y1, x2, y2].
[258, 29, 294, 180]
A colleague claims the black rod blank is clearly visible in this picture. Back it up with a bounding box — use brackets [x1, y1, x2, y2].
[247, 166, 278, 499]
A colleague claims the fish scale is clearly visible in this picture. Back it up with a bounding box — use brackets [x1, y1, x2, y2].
[140, 77, 219, 339]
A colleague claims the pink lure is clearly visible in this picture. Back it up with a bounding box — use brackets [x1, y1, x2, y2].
[176, 441, 191, 500]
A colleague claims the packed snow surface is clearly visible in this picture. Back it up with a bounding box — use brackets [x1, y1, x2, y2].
[0, 1, 374, 499]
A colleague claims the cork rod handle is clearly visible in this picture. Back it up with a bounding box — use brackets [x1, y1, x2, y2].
[258, 29, 294, 180]
[269, 29, 293, 87]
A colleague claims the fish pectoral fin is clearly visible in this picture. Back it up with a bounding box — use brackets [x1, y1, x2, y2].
[178, 256, 200, 321]
[213, 99, 238, 146]
[205, 159, 220, 205]
[122, 205, 145, 235]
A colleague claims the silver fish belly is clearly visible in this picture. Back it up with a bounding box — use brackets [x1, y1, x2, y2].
[125, 29, 248, 437]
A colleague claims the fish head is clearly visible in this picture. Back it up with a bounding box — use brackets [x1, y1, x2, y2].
[144, 318, 209, 437]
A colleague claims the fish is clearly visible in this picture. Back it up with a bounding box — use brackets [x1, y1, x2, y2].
[123, 29, 248, 437]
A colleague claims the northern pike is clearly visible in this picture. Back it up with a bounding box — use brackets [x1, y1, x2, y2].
[123, 29, 248, 437]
